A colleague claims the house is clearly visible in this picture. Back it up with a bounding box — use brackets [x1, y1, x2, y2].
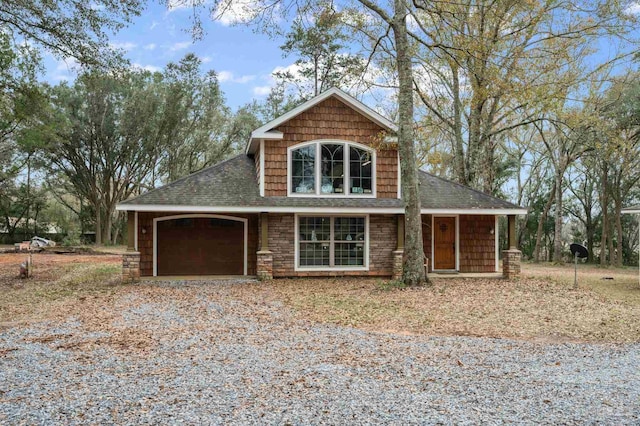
[116, 88, 526, 281]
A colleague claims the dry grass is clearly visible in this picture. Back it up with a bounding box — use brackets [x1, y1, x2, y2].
[2, 253, 639, 344]
[0, 253, 122, 324]
[257, 263, 640, 343]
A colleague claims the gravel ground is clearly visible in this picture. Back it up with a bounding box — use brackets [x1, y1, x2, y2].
[1, 279, 639, 425]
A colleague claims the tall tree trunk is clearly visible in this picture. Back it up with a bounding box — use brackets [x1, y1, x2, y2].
[533, 182, 556, 263]
[552, 164, 564, 263]
[615, 202, 623, 267]
[393, 0, 427, 285]
[95, 206, 102, 246]
[600, 163, 609, 266]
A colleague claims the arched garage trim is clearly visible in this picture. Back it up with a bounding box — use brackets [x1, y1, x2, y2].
[153, 214, 248, 277]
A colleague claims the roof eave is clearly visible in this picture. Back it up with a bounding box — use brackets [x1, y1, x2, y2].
[116, 203, 528, 215]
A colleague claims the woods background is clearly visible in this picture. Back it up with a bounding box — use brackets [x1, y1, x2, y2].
[1, 0, 639, 267]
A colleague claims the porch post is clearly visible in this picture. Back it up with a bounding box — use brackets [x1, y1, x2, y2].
[122, 211, 140, 283]
[257, 212, 273, 280]
[508, 214, 517, 249]
[503, 214, 521, 279]
[392, 214, 405, 280]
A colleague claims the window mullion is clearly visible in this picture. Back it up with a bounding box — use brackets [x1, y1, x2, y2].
[329, 217, 335, 267]
[315, 143, 320, 195]
[345, 143, 350, 196]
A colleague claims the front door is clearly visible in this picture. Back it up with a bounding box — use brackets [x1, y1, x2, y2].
[434, 216, 456, 270]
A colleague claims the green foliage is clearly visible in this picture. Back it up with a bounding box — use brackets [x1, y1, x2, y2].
[1, 0, 142, 67]
[275, 5, 367, 97]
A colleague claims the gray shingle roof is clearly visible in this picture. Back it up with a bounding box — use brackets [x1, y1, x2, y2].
[119, 154, 523, 211]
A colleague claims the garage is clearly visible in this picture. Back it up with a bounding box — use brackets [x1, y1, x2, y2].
[155, 215, 246, 276]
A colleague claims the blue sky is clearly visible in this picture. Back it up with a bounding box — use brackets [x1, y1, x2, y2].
[42, 2, 293, 110]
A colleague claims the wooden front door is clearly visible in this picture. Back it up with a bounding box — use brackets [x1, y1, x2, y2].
[434, 216, 456, 270]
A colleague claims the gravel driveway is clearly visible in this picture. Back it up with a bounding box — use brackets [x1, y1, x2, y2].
[1, 280, 638, 424]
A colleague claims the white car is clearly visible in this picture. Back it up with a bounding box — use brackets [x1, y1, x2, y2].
[30, 236, 57, 248]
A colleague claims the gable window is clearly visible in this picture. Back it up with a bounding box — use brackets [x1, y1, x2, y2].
[296, 215, 368, 270]
[288, 141, 375, 196]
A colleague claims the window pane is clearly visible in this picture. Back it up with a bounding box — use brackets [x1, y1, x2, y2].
[320, 144, 344, 194]
[299, 217, 330, 241]
[334, 242, 365, 266]
[334, 217, 365, 241]
[349, 147, 373, 195]
[292, 145, 316, 193]
[299, 243, 330, 266]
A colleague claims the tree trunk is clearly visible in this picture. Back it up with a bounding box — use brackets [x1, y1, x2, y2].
[393, 0, 427, 285]
[615, 202, 623, 267]
[533, 182, 556, 263]
[600, 163, 609, 266]
[552, 164, 564, 263]
[95, 206, 102, 246]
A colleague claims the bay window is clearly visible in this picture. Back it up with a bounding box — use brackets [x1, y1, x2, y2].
[289, 141, 375, 196]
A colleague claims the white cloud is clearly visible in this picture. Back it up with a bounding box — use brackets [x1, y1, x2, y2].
[169, 41, 192, 52]
[132, 63, 162, 73]
[214, 0, 264, 26]
[218, 70, 255, 83]
[144, 43, 157, 50]
[625, 2, 640, 14]
[252, 85, 272, 96]
[150, 21, 159, 30]
[201, 56, 213, 63]
[110, 41, 137, 51]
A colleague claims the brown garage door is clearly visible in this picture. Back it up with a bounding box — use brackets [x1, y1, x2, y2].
[157, 217, 244, 276]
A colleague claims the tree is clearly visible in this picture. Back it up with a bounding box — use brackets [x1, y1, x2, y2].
[275, 5, 367, 97]
[154, 54, 234, 183]
[45, 70, 162, 244]
[407, 0, 636, 193]
[0, 0, 142, 67]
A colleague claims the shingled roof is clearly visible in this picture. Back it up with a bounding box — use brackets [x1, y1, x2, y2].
[117, 154, 525, 213]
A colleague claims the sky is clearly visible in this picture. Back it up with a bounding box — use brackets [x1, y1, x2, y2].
[41, 1, 640, 112]
[42, 2, 294, 110]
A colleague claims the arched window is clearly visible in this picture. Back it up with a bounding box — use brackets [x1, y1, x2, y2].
[288, 141, 375, 196]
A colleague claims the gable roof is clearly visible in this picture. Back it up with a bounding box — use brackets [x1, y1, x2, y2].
[117, 154, 526, 214]
[246, 87, 398, 154]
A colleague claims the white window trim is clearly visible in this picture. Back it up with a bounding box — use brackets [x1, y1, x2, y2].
[259, 139, 265, 197]
[152, 214, 248, 277]
[431, 214, 460, 272]
[287, 140, 376, 198]
[294, 214, 370, 272]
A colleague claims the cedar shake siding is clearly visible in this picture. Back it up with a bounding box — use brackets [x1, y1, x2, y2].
[137, 212, 259, 277]
[262, 97, 398, 198]
[459, 214, 496, 273]
[422, 214, 495, 273]
[268, 213, 397, 278]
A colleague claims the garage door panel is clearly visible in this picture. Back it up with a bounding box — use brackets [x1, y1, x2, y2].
[157, 217, 244, 276]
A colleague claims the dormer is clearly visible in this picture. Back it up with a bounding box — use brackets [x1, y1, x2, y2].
[245, 88, 400, 199]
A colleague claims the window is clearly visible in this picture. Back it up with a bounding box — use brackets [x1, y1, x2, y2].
[289, 141, 375, 196]
[297, 216, 367, 269]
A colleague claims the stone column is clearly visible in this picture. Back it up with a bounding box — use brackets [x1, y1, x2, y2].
[257, 212, 273, 280]
[122, 251, 141, 283]
[503, 249, 522, 279]
[392, 250, 404, 281]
